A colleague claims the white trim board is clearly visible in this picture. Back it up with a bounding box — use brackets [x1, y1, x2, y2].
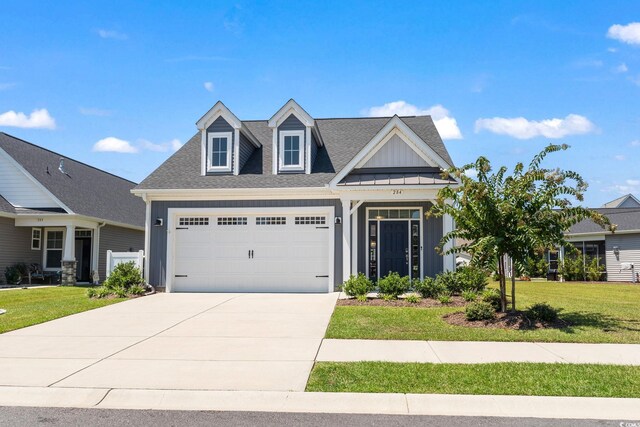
[268, 99, 315, 128]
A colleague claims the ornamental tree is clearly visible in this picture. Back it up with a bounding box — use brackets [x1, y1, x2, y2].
[430, 144, 613, 312]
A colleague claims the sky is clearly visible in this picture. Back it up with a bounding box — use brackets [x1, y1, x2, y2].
[1, 0, 639, 207]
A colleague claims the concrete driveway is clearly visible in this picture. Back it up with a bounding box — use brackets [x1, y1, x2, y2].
[0, 293, 338, 392]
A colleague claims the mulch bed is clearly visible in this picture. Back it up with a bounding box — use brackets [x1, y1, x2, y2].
[443, 311, 570, 330]
[337, 296, 467, 308]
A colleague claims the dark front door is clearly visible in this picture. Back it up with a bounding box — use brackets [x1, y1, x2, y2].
[75, 237, 92, 282]
[379, 221, 409, 277]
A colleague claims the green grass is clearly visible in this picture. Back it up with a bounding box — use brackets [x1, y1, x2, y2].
[0, 286, 124, 334]
[307, 362, 640, 397]
[327, 281, 640, 343]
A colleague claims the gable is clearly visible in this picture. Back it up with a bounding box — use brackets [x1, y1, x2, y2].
[360, 134, 430, 168]
[618, 197, 640, 208]
[0, 147, 60, 208]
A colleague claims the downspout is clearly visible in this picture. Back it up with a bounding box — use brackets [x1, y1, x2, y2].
[92, 222, 106, 284]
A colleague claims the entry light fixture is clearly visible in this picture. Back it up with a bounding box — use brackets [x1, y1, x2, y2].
[154, 218, 164, 227]
[613, 245, 620, 256]
[334, 217, 342, 225]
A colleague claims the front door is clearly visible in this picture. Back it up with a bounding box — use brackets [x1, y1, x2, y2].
[379, 221, 409, 277]
[75, 237, 92, 282]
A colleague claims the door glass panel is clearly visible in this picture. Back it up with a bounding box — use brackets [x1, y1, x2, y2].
[411, 221, 420, 279]
[369, 221, 377, 279]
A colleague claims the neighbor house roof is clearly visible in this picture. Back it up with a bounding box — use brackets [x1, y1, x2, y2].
[135, 115, 454, 190]
[568, 208, 640, 234]
[0, 195, 15, 214]
[0, 132, 144, 228]
[601, 194, 640, 208]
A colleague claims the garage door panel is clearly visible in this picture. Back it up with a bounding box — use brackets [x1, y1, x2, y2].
[171, 212, 331, 293]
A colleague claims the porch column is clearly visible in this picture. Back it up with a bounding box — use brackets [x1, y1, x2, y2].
[442, 213, 455, 271]
[341, 198, 351, 282]
[351, 204, 358, 276]
[62, 224, 77, 286]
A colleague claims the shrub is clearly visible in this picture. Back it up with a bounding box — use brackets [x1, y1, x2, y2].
[414, 277, 446, 299]
[457, 265, 489, 293]
[435, 271, 462, 295]
[405, 293, 421, 304]
[88, 261, 145, 299]
[4, 265, 22, 285]
[481, 288, 501, 311]
[377, 272, 410, 299]
[465, 301, 496, 321]
[438, 294, 452, 304]
[462, 290, 477, 302]
[526, 303, 559, 322]
[524, 256, 549, 278]
[342, 273, 374, 299]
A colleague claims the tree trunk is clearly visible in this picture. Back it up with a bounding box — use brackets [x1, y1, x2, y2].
[498, 255, 507, 312]
[511, 261, 516, 312]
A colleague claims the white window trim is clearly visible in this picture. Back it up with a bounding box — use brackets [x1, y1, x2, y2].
[207, 132, 233, 173]
[278, 130, 305, 171]
[43, 228, 65, 271]
[31, 228, 42, 250]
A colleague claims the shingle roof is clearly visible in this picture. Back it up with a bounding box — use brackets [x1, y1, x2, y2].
[568, 208, 640, 234]
[0, 195, 15, 214]
[338, 168, 456, 186]
[135, 115, 454, 190]
[0, 133, 144, 228]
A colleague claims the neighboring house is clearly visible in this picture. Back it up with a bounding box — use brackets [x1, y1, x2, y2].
[133, 99, 458, 293]
[0, 132, 145, 285]
[563, 194, 640, 282]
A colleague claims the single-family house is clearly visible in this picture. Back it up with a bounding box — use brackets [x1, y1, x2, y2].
[0, 132, 145, 285]
[133, 99, 458, 293]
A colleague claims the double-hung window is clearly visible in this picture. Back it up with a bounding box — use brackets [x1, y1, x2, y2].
[44, 229, 64, 270]
[207, 132, 232, 172]
[279, 130, 304, 171]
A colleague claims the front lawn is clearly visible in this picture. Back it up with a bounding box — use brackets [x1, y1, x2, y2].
[307, 362, 640, 397]
[0, 286, 124, 334]
[327, 281, 640, 343]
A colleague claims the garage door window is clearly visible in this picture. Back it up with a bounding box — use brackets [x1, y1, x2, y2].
[294, 216, 326, 225]
[256, 217, 286, 225]
[217, 217, 247, 226]
[179, 217, 209, 226]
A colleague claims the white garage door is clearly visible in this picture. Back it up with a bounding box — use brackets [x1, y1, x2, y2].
[169, 211, 332, 293]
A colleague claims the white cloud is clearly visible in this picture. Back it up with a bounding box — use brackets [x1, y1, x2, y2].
[96, 29, 128, 40]
[363, 101, 463, 140]
[607, 22, 640, 45]
[608, 179, 640, 194]
[204, 82, 215, 92]
[0, 109, 56, 129]
[464, 168, 478, 179]
[0, 83, 15, 91]
[608, 47, 618, 53]
[93, 137, 138, 153]
[474, 114, 595, 139]
[79, 107, 112, 117]
[613, 63, 628, 73]
[630, 140, 640, 147]
[139, 138, 183, 152]
[614, 154, 626, 161]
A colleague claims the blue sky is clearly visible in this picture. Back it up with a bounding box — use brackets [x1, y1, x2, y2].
[1, 1, 639, 206]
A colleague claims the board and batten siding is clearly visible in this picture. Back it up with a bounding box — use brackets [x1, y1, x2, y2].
[0, 217, 41, 283]
[605, 233, 640, 282]
[361, 134, 429, 169]
[0, 150, 59, 208]
[356, 201, 443, 278]
[98, 225, 144, 281]
[277, 114, 306, 172]
[206, 116, 234, 174]
[148, 199, 343, 290]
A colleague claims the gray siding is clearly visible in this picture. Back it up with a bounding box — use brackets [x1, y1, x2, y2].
[98, 225, 144, 281]
[149, 199, 343, 290]
[605, 233, 640, 282]
[206, 116, 234, 174]
[619, 198, 640, 208]
[0, 217, 41, 284]
[356, 201, 443, 278]
[238, 132, 254, 172]
[277, 114, 306, 173]
[310, 132, 319, 171]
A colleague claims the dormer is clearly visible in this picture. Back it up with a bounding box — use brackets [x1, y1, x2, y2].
[268, 99, 324, 175]
[196, 101, 261, 176]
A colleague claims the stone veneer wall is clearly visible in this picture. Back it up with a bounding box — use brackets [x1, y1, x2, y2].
[61, 260, 77, 286]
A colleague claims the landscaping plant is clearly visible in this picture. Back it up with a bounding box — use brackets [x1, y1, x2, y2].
[377, 272, 410, 299]
[437, 294, 452, 304]
[414, 276, 447, 299]
[342, 273, 374, 301]
[434, 271, 462, 295]
[481, 288, 501, 311]
[456, 265, 489, 293]
[462, 290, 478, 302]
[87, 261, 146, 299]
[405, 294, 421, 304]
[526, 303, 559, 323]
[465, 301, 496, 321]
[430, 144, 613, 312]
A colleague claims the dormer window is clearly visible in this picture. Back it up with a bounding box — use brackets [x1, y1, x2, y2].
[207, 132, 232, 173]
[279, 130, 304, 171]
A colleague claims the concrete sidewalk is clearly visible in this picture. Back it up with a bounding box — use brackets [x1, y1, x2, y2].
[0, 386, 638, 420]
[317, 339, 640, 364]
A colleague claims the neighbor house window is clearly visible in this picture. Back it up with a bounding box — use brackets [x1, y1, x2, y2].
[207, 132, 232, 172]
[31, 228, 42, 250]
[279, 130, 304, 171]
[44, 229, 64, 270]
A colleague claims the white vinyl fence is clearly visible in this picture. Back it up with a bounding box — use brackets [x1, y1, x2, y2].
[106, 250, 144, 278]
